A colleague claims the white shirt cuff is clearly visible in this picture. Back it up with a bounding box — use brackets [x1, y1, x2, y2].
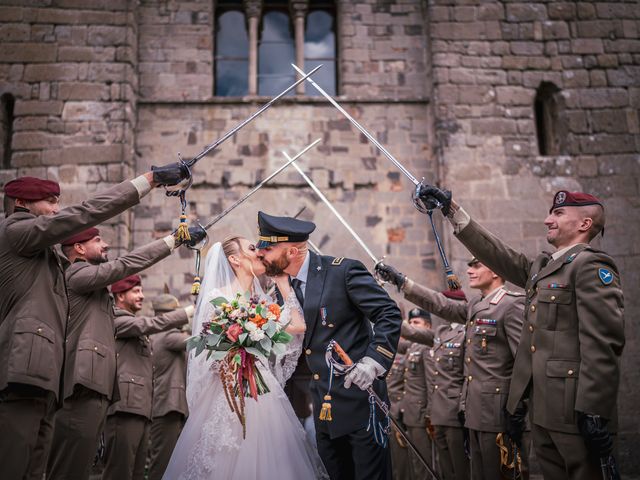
[449, 206, 471, 234]
[184, 305, 195, 318]
[163, 235, 176, 250]
[131, 175, 152, 199]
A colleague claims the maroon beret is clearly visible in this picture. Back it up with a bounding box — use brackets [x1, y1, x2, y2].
[550, 190, 603, 213]
[4, 176, 60, 201]
[441, 289, 467, 302]
[61, 227, 100, 247]
[111, 274, 142, 294]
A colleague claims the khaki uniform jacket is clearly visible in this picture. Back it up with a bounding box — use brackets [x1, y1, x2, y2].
[108, 307, 189, 420]
[404, 322, 467, 428]
[150, 328, 189, 418]
[63, 239, 172, 401]
[456, 219, 625, 434]
[404, 280, 524, 432]
[388, 339, 410, 419]
[0, 181, 142, 399]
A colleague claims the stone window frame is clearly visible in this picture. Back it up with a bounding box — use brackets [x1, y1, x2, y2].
[0, 93, 15, 170]
[534, 82, 567, 157]
[214, 0, 338, 98]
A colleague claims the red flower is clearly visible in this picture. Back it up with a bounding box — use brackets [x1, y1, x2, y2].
[226, 323, 243, 343]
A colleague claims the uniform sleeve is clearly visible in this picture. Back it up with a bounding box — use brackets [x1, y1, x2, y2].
[5, 181, 143, 256]
[345, 260, 402, 371]
[503, 296, 525, 358]
[400, 322, 435, 347]
[455, 219, 533, 288]
[574, 254, 625, 419]
[403, 279, 468, 324]
[114, 308, 190, 338]
[67, 239, 172, 294]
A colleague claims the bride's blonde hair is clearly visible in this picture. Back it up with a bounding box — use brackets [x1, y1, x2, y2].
[222, 235, 243, 260]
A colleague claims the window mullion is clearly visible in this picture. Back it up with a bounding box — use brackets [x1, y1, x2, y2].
[244, 0, 263, 96]
[290, 1, 309, 95]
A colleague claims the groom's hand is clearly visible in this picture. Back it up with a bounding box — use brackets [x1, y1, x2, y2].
[344, 357, 385, 390]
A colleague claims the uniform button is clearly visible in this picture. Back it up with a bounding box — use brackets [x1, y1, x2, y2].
[305, 349, 311, 355]
[400, 408, 405, 413]
[530, 305, 536, 312]
[436, 358, 440, 362]
[434, 385, 439, 390]
[116, 353, 120, 358]
[130, 378, 135, 382]
[466, 357, 471, 363]
[313, 374, 320, 380]
[568, 369, 574, 376]
[94, 346, 98, 351]
[481, 329, 486, 334]
[434, 371, 439, 376]
[468, 375, 473, 381]
[403, 379, 407, 383]
[467, 339, 471, 344]
[404, 368, 408, 373]
[37, 328, 43, 333]
[528, 325, 534, 332]
[530, 345, 536, 353]
[495, 387, 500, 392]
[448, 351, 453, 355]
[550, 295, 556, 301]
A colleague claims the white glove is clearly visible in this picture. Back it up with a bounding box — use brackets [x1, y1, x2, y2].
[344, 356, 386, 390]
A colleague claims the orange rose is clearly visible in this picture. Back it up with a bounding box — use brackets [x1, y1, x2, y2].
[268, 303, 281, 318]
[250, 314, 267, 328]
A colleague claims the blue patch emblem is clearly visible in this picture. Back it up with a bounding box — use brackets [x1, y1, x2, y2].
[598, 268, 613, 285]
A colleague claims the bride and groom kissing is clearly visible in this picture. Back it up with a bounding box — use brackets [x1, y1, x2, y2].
[163, 211, 402, 480]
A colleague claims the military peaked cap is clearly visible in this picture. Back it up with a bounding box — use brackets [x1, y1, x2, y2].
[111, 274, 142, 294]
[550, 190, 603, 213]
[408, 307, 431, 321]
[61, 227, 100, 247]
[4, 176, 60, 200]
[256, 211, 316, 249]
[152, 294, 180, 313]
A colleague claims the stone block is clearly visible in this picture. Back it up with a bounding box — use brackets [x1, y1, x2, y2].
[57, 46, 115, 62]
[579, 134, 637, 154]
[571, 39, 604, 55]
[42, 144, 124, 165]
[578, 88, 628, 108]
[470, 118, 518, 135]
[0, 42, 57, 63]
[576, 20, 624, 39]
[562, 70, 590, 88]
[0, 24, 30, 42]
[607, 67, 640, 87]
[590, 109, 629, 134]
[12, 131, 63, 150]
[576, 3, 596, 20]
[477, 3, 504, 21]
[14, 100, 64, 116]
[495, 86, 533, 105]
[548, 3, 576, 20]
[505, 3, 547, 22]
[57, 82, 111, 101]
[510, 41, 544, 56]
[87, 25, 129, 46]
[24, 63, 78, 82]
[542, 21, 570, 40]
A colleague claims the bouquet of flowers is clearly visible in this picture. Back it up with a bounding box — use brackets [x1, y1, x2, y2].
[187, 293, 292, 437]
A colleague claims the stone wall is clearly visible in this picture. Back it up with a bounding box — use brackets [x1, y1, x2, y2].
[427, 0, 640, 471]
[0, 0, 139, 250]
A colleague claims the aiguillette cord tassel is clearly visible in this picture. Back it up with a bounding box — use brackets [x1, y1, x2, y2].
[319, 363, 334, 422]
[191, 249, 202, 296]
[175, 191, 191, 243]
[427, 210, 461, 290]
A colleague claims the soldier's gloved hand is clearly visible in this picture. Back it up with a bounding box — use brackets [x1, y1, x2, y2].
[344, 356, 385, 390]
[375, 263, 406, 291]
[505, 403, 527, 448]
[180, 225, 207, 248]
[151, 161, 190, 188]
[577, 412, 614, 457]
[417, 183, 452, 216]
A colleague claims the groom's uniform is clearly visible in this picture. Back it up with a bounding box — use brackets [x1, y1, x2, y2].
[257, 213, 402, 480]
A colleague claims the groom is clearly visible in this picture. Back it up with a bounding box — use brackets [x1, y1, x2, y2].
[256, 211, 402, 480]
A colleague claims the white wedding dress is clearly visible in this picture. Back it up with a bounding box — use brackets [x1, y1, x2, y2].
[162, 244, 328, 480]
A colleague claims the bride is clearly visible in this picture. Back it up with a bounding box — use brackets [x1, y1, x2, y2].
[162, 236, 328, 480]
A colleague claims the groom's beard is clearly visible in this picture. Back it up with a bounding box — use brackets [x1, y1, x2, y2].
[262, 251, 290, 276]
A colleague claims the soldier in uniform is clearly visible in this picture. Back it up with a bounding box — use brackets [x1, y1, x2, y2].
[101, 275, 193, 480]
[45, 226, 200, 480]
[417, 186, 625, 479]
[399, 308, 434, 479]
[387, 339, 410, 480]
[0, 164, 189, 479]
[148, 294, 191, 480]
[400, 293, 470, 480]
[377, 258, 525, 480]
[255, 211, 402, 480]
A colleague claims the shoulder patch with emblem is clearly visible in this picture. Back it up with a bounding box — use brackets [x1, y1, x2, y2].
[331, 257, 344, 266]
[598, 268, 613, 285]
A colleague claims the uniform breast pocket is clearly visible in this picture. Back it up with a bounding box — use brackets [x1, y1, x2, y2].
[77, 339, 108, 385]
[9, 318, 57, 381]
[546, 359, 580, 425]
[473, 325, 497, 355]
[119, 373, 145, 409]
[536, 288, 572, 330]
[442, 347, 462, 370]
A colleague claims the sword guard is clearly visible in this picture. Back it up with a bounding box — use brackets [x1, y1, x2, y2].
[186, 220, 209, 251]
[165, 153, 194, 197]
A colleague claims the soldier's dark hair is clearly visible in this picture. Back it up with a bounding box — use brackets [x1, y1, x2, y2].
[3, 194, 15, 217]
[585, 204, 605, 240]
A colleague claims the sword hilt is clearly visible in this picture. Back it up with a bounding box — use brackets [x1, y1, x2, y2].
[164, 153, 194, 197]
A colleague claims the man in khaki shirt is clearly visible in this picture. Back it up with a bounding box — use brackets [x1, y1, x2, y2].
[148, 294, 191, 480]
[379, 257, 525, 480]
[45, 228, 196, 480]
[416, 186, 625, 479]
[0, 163, 189, 480]
[101, 275, 192, 480]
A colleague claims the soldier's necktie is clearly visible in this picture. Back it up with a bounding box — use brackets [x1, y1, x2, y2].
[291, 278, 305, 307]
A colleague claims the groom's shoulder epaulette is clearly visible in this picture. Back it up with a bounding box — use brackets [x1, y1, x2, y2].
[331, 257, 344, 266]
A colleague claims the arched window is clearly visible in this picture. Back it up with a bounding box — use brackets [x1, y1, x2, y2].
[304, 7, 337, 95]
[534, 82, 564, 156]
[258, 9, 296, 95]
[215, 6, 249, 96]
[1, 93, 15, 169]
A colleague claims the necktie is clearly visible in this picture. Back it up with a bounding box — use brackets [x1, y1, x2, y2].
[291, 278, 305, 307]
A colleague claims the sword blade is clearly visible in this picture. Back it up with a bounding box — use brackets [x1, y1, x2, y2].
[189, 65, 322, 166]
[203, 138, 321, 230]
[291, 63, 420, 186]
[286, 158, 380, 264]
